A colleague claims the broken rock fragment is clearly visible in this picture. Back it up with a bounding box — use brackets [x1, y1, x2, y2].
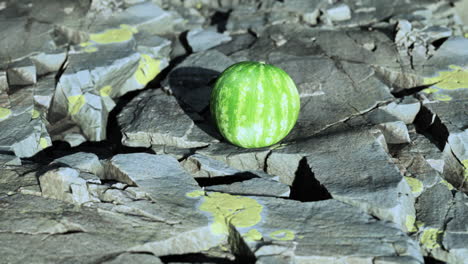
[118, 89, 217, 149]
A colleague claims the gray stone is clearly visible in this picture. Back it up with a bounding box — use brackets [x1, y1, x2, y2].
[376, 121, 411, 144]
[52, 152, 105, 178]
[187, 27, 232, 52]
[206, 177, 290, 197]
[0, 153, 21, 166]
[30, 51, 67, 76]
[181, 153, 240, 178]
[267, 129, 415, 231]
[6, 58, 37, 86]
[325, 4, 352, 22]
[39, 167, 92, 205]
[0, 163, 40, 196]
[197, 142, 270, 172]
[186, 192, 423, 263]
[0, 193, 192, 263]
[102, 253, 163, 264]
[0, 112, 51, 158]
[0, 71, 8, 93]
[118, 89, 217, 149]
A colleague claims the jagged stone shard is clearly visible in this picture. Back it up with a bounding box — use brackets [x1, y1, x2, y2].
[118, 89, 217, 149]
[187, 27, 232, 52]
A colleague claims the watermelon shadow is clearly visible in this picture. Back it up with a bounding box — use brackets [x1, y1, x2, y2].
[166, 66, 224, 141]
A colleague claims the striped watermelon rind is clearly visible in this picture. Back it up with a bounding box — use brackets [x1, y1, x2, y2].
[211, 61, 300, 148]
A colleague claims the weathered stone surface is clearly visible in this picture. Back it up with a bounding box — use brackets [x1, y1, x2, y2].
[52, 152, 105, 178]
[0, 112, 51, 158]
[267, 129, 415, 231]
[205, 177, 290, 197]
[6, 58, 37, 86]
[0, 163, 39, 196]
[186, 192, 423, 263]
[39, 167, 92, 205]
[118, 89, 217, 149]
[187, 27, 232, 52]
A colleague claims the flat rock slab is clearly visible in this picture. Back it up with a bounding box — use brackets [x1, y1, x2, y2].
[118, 89, 217, 149]
[186, 191, 423, 263]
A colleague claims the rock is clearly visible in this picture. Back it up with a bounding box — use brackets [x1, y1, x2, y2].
[181, 153, 241, 178]
[52, 152, 105, 178]
[0, 153, 21, 166]
[102, 253, 163, 264]
[0, 71, 9, 93]
[215, 33, 257, 55]
[39, 167, 92, 205]
[267, 129, 415, 231]
[186, 192, 423, 263]
[0, 162, 40, 196]
[442, 192, 468, 264]
[378, 99, 421, 125]
[205, 176, 290, 197]
[376, 121, 411, 144]
[118, 89, 217, 149]
[197, 142, 270, 172]
[187, 27, 232, 52]
[0, 112, 51, 158]
[30, 51, 67, 76]
[0, 193, 196, 262]
[6, 58, 37, 86]
[325, 4, 352, 22]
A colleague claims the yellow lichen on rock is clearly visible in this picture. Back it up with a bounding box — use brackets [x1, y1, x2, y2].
[243, 229, 263, 242]
[423, 65, 468, 90]
[405, 215, 417, 232]
[462, 159, 468, 181]
[0, 107, 11, 120]
[67, 95, 86, 115]
[31, 109, 40, 119]
[89, 24, 138, 44]
[135, 54, 161, 86]
[99, 85, 112, 97]
[404, 176, 423, 194]
[190, 191, 263, 235]
[39, 137, 49, 149]
[269, 229, 295, 241]
[420, 228, 443, 249]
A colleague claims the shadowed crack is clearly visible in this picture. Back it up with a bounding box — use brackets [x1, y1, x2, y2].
[289, 157, 332, 202]
[160, 253, 237, 264]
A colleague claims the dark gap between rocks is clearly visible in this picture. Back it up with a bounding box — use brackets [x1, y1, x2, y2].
[391, 85, 432, 98]
[210, 9, 232, 33]
[413, 105, 449, 151]
[228, 223, 257, 264]
[160, 253, 237, 264]
[289, 157, 332, 202]
[424, 256, 446, 264]
[432, 37, 449, 50]
[195, 172, 258, 187]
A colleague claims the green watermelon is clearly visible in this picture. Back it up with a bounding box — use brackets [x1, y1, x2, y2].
[211, 61, 300, 148]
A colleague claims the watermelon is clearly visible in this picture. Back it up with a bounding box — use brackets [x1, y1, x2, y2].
[210, 61, 300, 148]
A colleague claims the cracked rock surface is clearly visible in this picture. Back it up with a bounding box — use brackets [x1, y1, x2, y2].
[1, 0, 468, 263]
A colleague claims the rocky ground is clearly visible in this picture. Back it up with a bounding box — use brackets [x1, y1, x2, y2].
[0, 0, 467, 263]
